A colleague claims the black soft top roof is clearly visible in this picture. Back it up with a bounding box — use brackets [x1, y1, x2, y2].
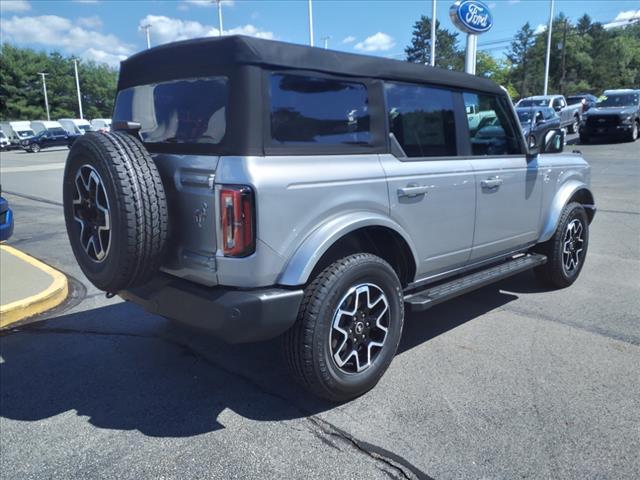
[118, 35, 503, 95]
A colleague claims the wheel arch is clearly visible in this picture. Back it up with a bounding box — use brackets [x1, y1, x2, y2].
[277, 212, 419, 287]
[539, 181, 596, 243]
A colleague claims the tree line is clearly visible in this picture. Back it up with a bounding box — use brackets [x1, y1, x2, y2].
[0, 44, 117, 121]
[406, 14, 640, 99]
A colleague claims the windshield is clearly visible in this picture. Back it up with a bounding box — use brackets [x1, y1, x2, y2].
[517, 110, 534, 123]
[518, 99, 548, 107]
[17, 130, 34, 138]
[113, 76, 228, 145]
[78, 125, 92, 132]
[596, 94, 639, 108]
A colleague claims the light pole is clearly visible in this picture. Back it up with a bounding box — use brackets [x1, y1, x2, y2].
[321, 35, 331, 49]
[73, 59, 83, 119]
[216, 0, 224, 36]
[543, 0, 554, 95]
[308, 0, 314, 47]
[430, 0, 437, 66]
[37, 72, 50, 121]
[141, 23, 151, 49]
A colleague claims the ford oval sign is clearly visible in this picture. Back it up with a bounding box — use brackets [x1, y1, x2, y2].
[450, 0, 494, 35]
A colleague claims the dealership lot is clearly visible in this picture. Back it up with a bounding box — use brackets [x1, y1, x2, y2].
[1, 138, 638, 479]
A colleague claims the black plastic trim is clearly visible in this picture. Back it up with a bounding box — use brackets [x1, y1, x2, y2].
[120, 274, 303, 343]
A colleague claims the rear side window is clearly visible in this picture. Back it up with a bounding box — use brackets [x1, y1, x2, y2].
[464, 92, 522, 156]
[385, 82, 457, 158]
[49, 127, 67, 135]
[113, 76, 228, 145]
[269, 73, 370, 145]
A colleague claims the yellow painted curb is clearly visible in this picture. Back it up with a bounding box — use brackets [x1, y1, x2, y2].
[0, 245, 68, 328]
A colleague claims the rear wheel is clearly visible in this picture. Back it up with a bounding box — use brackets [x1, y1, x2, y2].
[283, 253, 404, 402]
[534, 202, 589, 288]
[30, 143, 40, 153]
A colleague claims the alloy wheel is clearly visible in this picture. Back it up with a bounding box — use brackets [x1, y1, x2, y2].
[562, 218, 584, 275]
[330, 283, 390, 374]
[72, 164, 112, 262]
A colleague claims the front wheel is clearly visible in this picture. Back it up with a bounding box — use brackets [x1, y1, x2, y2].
[30, 144, 41, 153]
[534, 202, 589, 288]
[568, 116, 579, 134]
[628, 121, 639, 142]
[283, 253, 404, 402]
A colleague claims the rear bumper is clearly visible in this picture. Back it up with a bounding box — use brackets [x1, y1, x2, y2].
[119, 274, 304, 343]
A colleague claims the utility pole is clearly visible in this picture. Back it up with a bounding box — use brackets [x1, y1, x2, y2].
[38, 72, 50, 121]
[560, 18, 568, 96]
[321, 35, 331, 49]
[141, 24, 151, 49]
[543, 0, 554, 95]
[308, 0, 314, 47]
[430, 0, 437, 66]
[216, 0, 224, 36]
[73, 59, 83, 120]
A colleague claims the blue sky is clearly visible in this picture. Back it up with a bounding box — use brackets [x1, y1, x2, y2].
[1, 0, 639, 67]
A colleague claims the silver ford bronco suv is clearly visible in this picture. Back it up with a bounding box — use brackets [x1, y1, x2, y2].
[63, 36, 595, 401]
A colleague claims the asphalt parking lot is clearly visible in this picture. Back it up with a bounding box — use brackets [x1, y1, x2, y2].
[1, 138, 639, 479]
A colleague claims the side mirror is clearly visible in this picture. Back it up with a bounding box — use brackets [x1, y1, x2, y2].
[541, 129, 564, 154]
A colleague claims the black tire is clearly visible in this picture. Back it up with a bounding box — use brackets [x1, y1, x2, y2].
[534, 202, 589, 289]
[63, 131, 168, 293]
[568, 115, 579, 134]
[283, 253, 404, 402]
[30, 144, 40, 153]
[628, 121, 639, 142]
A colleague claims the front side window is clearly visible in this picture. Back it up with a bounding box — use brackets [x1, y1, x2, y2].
[464, 92, 522, 156]
[113, 76, 228, 145]
[269, 73, 370, 145]
[385, 82, 457, 158]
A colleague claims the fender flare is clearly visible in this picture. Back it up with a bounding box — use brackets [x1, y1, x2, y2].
[539, 180, 595, 243]
[277, 211, 419, 286]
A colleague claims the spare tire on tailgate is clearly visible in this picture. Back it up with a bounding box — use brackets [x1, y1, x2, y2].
[63, 131, 169, 293]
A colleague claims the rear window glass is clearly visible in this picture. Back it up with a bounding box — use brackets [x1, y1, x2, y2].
[385, 82, 457, 157]
[113, 76, 228, 144]
[269, 73, 370, 145]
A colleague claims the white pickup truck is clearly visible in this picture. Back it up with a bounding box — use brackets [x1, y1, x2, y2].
[516, 95, 582, 134]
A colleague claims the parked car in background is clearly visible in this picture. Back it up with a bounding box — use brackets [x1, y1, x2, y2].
[516, 107, 562, 148]
[516, 95, 582, 133]
[90, 118, 112, 131]
[0, 121, 35, 149]
[579, 90, 640, 143]
[0, 130, 10, 150]
[567, 94, 597, 113]
[21, 126, 77, 153]
[31, 120, 66, 135]
[59, 118, 93, 135]
[0, 192, 14, 242]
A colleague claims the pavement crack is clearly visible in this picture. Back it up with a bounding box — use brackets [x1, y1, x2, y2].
[4, 325, 435, 480]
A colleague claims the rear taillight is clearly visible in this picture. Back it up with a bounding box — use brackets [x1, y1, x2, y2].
[220, 185, 255, 257]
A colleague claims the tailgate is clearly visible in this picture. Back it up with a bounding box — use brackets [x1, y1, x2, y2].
[152, 153, 219, 286]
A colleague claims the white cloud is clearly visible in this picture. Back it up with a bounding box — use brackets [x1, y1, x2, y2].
[354, 32, 395, 52]
[342, 35, 356, 44]
[0, 0, 30, 13]
[604, 9, 640, 29]
[184, 0, 234, 6]
[138, 15, 274, 45]
[78, 15, 103, 29]
[0, 15, 132, 66]
[534, 23, 547, 35]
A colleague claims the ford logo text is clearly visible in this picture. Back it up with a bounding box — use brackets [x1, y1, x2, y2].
[449, 0, 494, 35]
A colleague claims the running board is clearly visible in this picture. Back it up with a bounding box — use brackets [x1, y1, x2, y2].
[404, 253, 547, 312]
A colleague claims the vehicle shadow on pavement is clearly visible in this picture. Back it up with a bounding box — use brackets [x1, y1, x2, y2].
[0, 273, 540, 438]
